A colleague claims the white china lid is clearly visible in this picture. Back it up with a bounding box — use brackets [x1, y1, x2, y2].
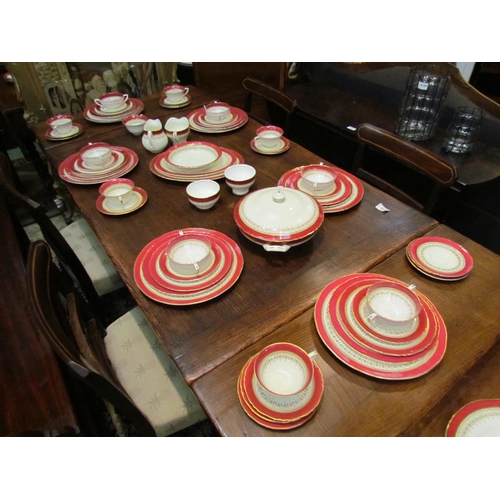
[234, 187, 324, 241]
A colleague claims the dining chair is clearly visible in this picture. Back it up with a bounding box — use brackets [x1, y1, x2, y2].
[242, 77, 297, 136]
[351, 123, 458, 217]
[26, 240, 208, 437]
[0, 152, 124, 325]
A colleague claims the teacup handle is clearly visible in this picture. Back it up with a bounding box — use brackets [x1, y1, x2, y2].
[193, 262, 200, 274]
[182, 88, 189, 95]
[94, 98, 103, 107]
[123, 94, 129, 103]
[148, 130, 155, 151]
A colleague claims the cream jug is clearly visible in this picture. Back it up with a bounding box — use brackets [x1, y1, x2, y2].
[142, 119, 168, 153]
[165, 117, 190, 144]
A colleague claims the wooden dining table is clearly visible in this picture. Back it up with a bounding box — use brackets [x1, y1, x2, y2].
[30, 86, 500, 436]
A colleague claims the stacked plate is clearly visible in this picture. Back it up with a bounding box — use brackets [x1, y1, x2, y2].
[314, 273, 447, 380]
[83, 98, 144, 123]
[406, 236, 473, 281]
[187, 106, 248, 133]
[58, 145, 139, 185]
[446, 400, 500, 437]
[278, 164, 364, 213]
[133, 228, 244, 306]
[159, 94, 192, 109]
[45, 123, 84, 141]
[150, 145, 244, 182]
[237, 343, 324, 430]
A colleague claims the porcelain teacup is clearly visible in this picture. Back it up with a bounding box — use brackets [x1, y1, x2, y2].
[300, 167, 336, 195]
[224, 164, 256, 195]
[94, 92, 129, 110]
[99, 178, 134, 208]
[254, 125, 283, 150]
[47, 114, 74, 135]
[164, 85, 189, 103]
[122, 114, 148, 136]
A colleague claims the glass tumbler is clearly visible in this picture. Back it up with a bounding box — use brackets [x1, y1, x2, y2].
[443, 106, 484, 154]
[396, 64, 452, 141]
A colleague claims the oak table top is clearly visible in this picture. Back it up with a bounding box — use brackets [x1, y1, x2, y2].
[192, 224, 500, 436]
[34, 90, 438, 389]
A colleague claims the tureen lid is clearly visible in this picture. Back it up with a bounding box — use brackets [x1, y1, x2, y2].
[234, 187, 324, 242]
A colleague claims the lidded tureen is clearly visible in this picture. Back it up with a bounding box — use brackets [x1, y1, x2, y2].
[234, 187, 324, 252]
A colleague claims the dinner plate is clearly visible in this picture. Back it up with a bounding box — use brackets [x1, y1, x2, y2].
[150, 146, 243, 182]
[45, 123, 84, 141]
[58, 146, 139, 185]
[314, 273, 447, 380]
[159, 94, 192, 109]
[278, 165, 363, 213]
[406, 237, 473, 279]
[96, 187, 148, 215]
[250, 137, 291, 155]
[83, 98, 144, 123]
[237, 357, 316, 430]
[445, 399, 500, 437]
[134, 228, 244, 305]
[187, 106, 248, 133]
[333, 276, 436, 357]
[146, 232, 232, 293]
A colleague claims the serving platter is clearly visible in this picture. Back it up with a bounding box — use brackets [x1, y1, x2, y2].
[446, 399, 500, 437]
[314, 273, 447, 380]
[134, 228, 244, 306]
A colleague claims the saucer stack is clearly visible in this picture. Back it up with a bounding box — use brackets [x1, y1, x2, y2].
[187, 106, 248, 133]
[446, 399, 500, 437]
[58, 145, 139, 185]
[406, 236, 473, 281]
[150, 145, 244, 182]
[237, 343, 324, 430]
[83, 99, 144, 123]
[159, 94, 192, 109]
[314, 273, 448, 380]
[45, 123, 84, 141]
[278, 164, 364, 213]
[134, 228, 244, 306]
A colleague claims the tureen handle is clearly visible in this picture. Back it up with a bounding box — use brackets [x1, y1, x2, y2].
[263, 244, 290, 252]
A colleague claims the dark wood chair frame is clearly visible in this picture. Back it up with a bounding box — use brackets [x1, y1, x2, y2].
[26, 240, 156, 437]
[242, 77, 297, 135]
[352, 123, 458, 216]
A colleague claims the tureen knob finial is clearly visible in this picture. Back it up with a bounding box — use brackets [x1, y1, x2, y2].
[272, 190, 286, 203]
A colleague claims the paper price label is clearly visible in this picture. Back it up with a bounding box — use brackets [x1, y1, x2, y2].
[418, 81, 429, 91]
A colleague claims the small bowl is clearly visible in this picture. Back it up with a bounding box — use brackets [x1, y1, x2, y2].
[254, 342, 314, 409]
[79, 142, 113, 168]
[166, 235, 212, 277]
[224, 164, 256, 196]
[204, 101, 231, 123]
[122, 114, 148, 136]
[366, 282, 421, 327]
[300, 167, 336, 195]
[255, 125, 283, 149]
[186, 180, 220, 210]
[94, 92, 128, 110]
[99, 178, 134, 207]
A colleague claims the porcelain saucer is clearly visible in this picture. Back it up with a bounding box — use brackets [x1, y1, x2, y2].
[96, 187, 147, 215]
[46, 123, 84, 141]
[159, 94, 192, 109]
[251, 137, 290, 155]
